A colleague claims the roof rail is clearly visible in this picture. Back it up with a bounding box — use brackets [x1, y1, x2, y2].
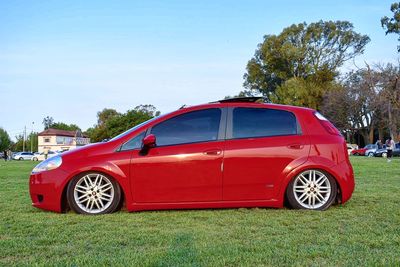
[216, 97, 266, 103]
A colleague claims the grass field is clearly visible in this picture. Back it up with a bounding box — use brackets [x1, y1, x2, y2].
[0, 158, 399, 266]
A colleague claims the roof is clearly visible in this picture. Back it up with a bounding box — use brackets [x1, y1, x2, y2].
[38, 128, 88, 138]
[215, 97, 266, 103]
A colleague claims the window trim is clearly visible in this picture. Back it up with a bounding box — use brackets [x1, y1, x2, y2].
[226, 107, 302, 140]
[147, 108, 227, 148]
[117, 131, 146, 152]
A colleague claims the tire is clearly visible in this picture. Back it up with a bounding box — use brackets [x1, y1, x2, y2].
[367, 152, 374, 157]
[67, 172, 121, 215]
[382, 152, 387, 158]
[33, 157, 38, 161]
[286, 169, 337, 211]
[353, 153, 359, 156]
[18, 157, 23, 161]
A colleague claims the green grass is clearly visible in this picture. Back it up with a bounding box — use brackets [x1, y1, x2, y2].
[0, 158, 399, 266]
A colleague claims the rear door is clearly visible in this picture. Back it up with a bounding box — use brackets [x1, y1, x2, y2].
[223, 107, 310, 201]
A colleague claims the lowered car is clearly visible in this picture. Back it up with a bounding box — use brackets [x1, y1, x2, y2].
[30, 97, 355, 214]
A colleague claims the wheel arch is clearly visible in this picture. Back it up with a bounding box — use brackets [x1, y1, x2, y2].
[60, 169, 128, 213]
[280, 163, 344, 208]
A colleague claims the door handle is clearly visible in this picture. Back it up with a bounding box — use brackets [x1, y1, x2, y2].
[203, 149, 222, 156]
[287, 143, 303, 149]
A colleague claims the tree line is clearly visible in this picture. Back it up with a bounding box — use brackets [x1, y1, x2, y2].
[1, 2, 400, 151]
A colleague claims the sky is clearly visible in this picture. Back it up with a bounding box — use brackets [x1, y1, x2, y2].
[0, 0, 398, 138]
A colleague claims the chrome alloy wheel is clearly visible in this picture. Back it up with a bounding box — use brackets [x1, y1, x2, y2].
[293, 170, 331, 209]
[73, 173, 115, 214]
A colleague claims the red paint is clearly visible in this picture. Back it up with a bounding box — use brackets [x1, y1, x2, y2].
[29, 102, 355, 213]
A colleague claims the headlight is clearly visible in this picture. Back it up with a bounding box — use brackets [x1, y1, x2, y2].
[32, 156, 62, 173]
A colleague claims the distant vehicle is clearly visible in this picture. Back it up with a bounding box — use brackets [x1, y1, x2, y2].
[32, 151, 59, 161]
[13, 152, 34, 161]
[365, 144, 381, 157]
[346, 144, 358, 155]
[374, 143, 400, 157]
[351, 144, 377, 156]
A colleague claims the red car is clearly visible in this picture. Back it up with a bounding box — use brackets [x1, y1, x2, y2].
[30, 97, 355, 214]
[350, 144, 376, 156]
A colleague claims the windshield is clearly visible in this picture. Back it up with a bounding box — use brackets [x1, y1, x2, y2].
[109, 114, 166, 141]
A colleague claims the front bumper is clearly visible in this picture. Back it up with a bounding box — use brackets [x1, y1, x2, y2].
[29, 168, 70, 213]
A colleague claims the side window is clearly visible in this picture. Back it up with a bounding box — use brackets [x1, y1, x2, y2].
[232, 108, 298, 139]
[120, 132, 146, 151]
[150, 109, 221, 146]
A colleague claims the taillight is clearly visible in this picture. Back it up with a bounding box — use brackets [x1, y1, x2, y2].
[314, 112, 341, 136]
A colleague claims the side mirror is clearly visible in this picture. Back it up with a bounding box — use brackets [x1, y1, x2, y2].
[142, 134, 156, 148]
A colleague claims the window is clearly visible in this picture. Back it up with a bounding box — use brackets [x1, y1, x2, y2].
[232, 108, 298, 139]
[120, 132, 146, 151]
[150, 109, 221, 146]
[44, 138, 50, 143]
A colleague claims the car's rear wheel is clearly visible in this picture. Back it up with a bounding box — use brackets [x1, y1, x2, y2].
[287, 169, 337, 210]
[18, 157, 23, 161]
[67, 173, 121, 215]
[32, 157, 38, 161]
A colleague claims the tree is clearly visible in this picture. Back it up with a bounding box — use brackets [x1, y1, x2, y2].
[86, 105, 160, 142]
[0, 128, 12, 151]
[381, 2, 400, 51]
[243, 20, 370, 109]
[42, 116, 54, 130]
[50, 122, 81, 131]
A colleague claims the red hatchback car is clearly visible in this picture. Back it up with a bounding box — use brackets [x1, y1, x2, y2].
[30, 97, 355, 214]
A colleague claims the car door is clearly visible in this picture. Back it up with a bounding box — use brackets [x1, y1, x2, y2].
[131, 108, 226, 203]
[223, 107, 310, 201]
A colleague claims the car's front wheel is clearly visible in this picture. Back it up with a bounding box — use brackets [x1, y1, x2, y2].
[287, 169, 337, 210]
[368, 152, 374, 157]
[67, 172, 121, 215]
[382, 152, 388, 158]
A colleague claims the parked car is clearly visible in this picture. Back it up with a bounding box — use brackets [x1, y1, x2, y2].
[364, 144, 380, 157]
[31, 151, 59, 161]
[13, 152, 34, 160]
[346, 144, 358, 155]
[30, 97, 355, 215]
[374, 143, 400, 157]
[351, 144, 376, 156]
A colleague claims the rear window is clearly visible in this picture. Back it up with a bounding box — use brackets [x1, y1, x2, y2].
[232, 108, 298, 139]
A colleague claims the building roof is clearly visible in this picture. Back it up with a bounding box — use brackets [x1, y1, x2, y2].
[38, 128, 88, 138]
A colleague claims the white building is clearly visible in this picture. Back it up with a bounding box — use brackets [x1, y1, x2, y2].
[37, 129, 90, 153]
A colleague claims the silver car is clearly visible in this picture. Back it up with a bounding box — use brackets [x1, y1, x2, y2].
[13, 152, 34, 160]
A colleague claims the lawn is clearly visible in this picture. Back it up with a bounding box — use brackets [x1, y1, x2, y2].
[0, 158, 399, 266]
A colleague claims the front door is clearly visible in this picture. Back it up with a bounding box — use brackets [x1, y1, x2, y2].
[131, 108, 225, 203]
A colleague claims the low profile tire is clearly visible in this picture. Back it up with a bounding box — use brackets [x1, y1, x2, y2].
[67, 172, 121, 215]
[286, 169, 337, 211]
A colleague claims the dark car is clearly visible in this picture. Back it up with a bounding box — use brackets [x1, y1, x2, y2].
[374, 143, 400, 157]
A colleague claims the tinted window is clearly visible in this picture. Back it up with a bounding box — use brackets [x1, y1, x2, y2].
[232, 108, 298, 139]
[120, 132, 146, 151]
[151, 109, 221, 146]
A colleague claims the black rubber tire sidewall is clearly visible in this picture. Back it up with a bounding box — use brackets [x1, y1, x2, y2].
[286, 170, 337, 211]
[67, 172, 121, 215]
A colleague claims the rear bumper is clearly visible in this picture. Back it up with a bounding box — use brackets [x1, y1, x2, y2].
[331, 160, 355, 204]
[29, 168, 69, 213]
